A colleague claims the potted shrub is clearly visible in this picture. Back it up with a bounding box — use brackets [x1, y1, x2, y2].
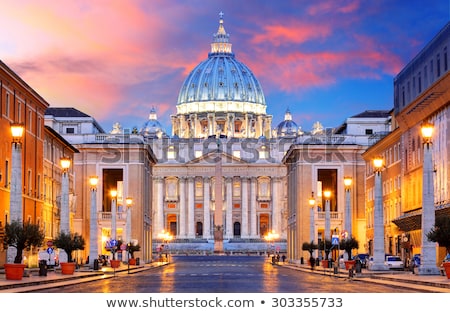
[3, 220, 44, 280]
[340, 237, 359, 269]
[127, 242, 141, 265]
[319, 239, 332, 268]
[427, 216, 450, 278]
[109, 239, 122, 268]
[53, 231, 85, 274]
[302, 241, 317, 268]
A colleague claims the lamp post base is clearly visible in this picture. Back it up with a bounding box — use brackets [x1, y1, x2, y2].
[369, 263, 388, 271]
[417, 266, 441, 275]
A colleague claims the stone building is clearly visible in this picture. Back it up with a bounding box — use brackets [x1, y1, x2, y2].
[364, 21, 450, 269]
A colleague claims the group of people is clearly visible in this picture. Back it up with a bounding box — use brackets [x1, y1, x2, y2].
[269, 252, 286, 264]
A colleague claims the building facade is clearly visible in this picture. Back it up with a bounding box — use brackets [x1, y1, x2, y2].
[0, 60, 77, 267]
[365, 21, 450, 267]
[283, 111, 391, 262]
[44, 108, 157, 263]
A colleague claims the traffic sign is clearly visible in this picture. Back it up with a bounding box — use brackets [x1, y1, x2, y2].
[331, 235, 339, 246]
[46, 247, 54, 254]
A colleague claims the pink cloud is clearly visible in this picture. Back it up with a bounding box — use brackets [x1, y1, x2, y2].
[251, 22, 331, 47]
[307, 0, 361, 15]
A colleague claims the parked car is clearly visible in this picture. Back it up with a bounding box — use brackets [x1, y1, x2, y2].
[367, 254, 392, 270]
[385, 255, 403, 270]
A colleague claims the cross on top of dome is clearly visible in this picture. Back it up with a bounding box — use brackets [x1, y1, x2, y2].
[211, 11, 232, 55]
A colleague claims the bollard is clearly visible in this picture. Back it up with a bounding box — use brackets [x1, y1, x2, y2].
[94, 259, 99, 270]
[39, 260, 47, 276]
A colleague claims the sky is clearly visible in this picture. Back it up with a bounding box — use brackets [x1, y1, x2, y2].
[1, 0, 449, 134]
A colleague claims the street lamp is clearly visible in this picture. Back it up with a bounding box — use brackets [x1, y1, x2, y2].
[323, 190, 331, 242]
[371, 156, 388, 270]
[158, 230, 173, 263]
[344, 177, 352, 239]
[110, 189, 118, 260]
[60, 156, 71, 234]
[125, 197, 133, 259]
[89, 176, 99, 269]
[9, 123, 24, 223]
[418, 122, 439, 275]
[264, 230, 280, 260]
[309, 193, 316, 257]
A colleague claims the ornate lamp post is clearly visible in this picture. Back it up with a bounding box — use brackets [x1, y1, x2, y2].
[371, 157, 388, 270]
[309, 193, 316, 245]
[323, 190, 331, 243]
[9, 123, 24, 223]
[344, 177, 352, 239]
[125, 197, 133, 260]
[89, 176, 98, 269]
[418, 122, 440, 275]
[110, 189, 118, 261]
[264, 230, 280, 260]
[158, 230, 173, 263]
[60, 156, 71, 234]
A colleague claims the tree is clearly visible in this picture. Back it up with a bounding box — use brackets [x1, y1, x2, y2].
[127, 242, 141, 258]
[339, 237, 359, 260]
[302, 241, 318, 258]
[53, 231, 86, 263]
[427, 215, 450, 254]
[319, 239, 333, 260]
[3, 220, 45, 264]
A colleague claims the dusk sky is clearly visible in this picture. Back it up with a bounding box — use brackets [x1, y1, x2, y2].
[2, 1, 449, 133]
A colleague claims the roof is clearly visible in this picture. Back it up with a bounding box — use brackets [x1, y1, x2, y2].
[350, 110, 391, 118]
[45, 107, 90, 118]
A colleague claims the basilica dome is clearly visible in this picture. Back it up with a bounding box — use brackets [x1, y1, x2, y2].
[140, 108, 166, 138]
[177, 14, 266, 109]
[172, 13, 272, 139]
[275, 109, 300, 137]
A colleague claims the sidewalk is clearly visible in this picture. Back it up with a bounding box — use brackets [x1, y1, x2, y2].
[0, 261, 168, 293]
[276, 261, 450, 293]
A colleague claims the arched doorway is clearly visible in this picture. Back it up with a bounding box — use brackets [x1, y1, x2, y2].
[260, 214, 269, 237]
[233, 222, 241, 237]
[167, 214, 177, 237]
[196, 222, 203, 237]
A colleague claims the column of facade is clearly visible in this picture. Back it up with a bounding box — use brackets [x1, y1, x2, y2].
[250, 177, 257, 237]
[272, 177, 281, 235]
[203, 177, 211, 239]
[187, 177, 195, 238]
[178, 177, 186, 238]
[225, 177, 233, 238]
[155, 177, 164, 235]
[241, 177, 249, 238]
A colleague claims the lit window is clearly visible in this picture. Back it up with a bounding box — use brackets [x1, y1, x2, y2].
[167, 146, 176, 160]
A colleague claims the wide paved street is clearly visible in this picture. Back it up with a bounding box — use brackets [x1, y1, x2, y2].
[34, 255, 417, 293]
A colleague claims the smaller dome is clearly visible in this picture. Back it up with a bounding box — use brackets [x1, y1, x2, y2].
[140, 108, 166, 138]
[276, 109, 299, 137]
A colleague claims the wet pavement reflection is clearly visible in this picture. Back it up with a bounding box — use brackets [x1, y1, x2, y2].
[35, 255, 418, 293]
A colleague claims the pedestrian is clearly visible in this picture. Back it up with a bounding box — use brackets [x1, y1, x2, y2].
[281, 254, 286, 263]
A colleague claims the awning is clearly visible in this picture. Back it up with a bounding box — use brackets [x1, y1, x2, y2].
[392, 210, 421, 232]
[392, 206, 450, 232]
